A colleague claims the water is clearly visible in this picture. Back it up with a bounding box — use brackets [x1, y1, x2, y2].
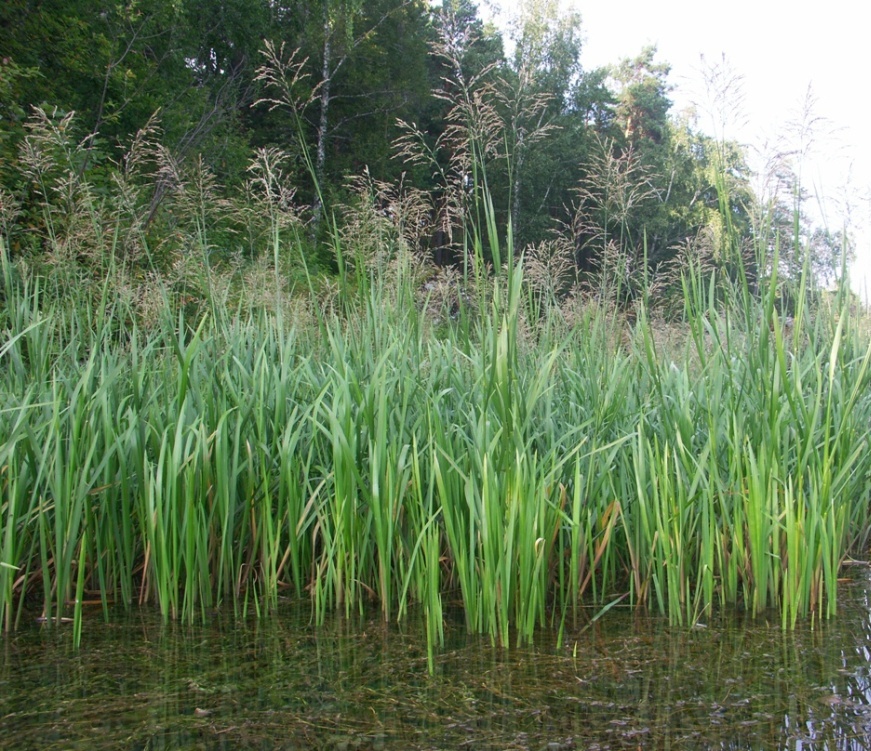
[4, 568, 871, 750]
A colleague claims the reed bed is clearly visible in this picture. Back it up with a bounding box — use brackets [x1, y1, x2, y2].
[1, 222, 870, 665]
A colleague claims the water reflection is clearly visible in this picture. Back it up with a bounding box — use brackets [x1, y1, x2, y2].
[3, 569, 871, 750]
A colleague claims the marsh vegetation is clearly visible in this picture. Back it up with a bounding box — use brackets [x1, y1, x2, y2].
[1, 1, 870, 675]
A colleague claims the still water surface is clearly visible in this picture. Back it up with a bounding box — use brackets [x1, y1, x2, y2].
[4, 569, 871, 750]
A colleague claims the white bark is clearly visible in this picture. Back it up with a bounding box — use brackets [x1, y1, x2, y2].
[312, 13, 332, 237]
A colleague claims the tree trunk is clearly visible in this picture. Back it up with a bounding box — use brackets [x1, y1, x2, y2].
[311, 14, 332, 240]
[511, 127, 525, 252]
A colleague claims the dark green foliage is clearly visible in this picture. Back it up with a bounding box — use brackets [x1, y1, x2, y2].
[0, 0, 841, 304]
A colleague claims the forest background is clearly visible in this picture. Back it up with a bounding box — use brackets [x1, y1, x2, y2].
[0, 0, 852, 310]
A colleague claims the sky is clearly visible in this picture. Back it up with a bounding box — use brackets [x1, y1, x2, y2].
[484, 0, 871, 298]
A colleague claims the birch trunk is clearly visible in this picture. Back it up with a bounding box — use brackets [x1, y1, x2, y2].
[312, 14, 332, 239]
[511, 127, 525, 252]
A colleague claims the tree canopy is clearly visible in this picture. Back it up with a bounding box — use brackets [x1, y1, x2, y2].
[0, 0, 840, 303]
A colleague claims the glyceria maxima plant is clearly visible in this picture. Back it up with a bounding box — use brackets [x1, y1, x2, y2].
[2, 36, 871, 662]
[2, 202, 871, 656]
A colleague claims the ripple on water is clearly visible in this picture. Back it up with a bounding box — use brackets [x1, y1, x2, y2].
[4, 571, 871, 750]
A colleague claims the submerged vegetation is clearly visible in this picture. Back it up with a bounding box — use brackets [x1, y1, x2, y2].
[1, 0, 870, 672]
[8, 597, 871, 750]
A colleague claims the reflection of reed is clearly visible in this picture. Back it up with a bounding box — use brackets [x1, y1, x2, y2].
[5, 598, 871, 749]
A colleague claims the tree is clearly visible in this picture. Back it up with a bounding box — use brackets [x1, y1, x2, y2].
[611, 46, 671, 149]
[502, 0, 582, 247]
[1, 0, 191, 143]
[394, 0, 507, 264]
[0, 0, 275, 191]
[179, 0, 277, 178]
[278, 0, 431, 237]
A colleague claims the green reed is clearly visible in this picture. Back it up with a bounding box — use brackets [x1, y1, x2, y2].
[1, 202, 870, 661]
